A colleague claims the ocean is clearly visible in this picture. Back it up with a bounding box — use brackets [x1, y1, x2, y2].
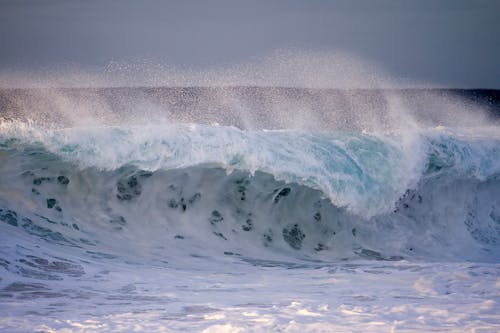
[0, 87, 499, 332]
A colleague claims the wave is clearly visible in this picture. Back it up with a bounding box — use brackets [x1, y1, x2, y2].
[1, 121, 499, 264]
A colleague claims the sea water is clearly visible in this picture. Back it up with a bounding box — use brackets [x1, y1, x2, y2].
[0, 84, 499, 332]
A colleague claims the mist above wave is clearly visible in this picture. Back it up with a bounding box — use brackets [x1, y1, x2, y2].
[0, 50, 497, 132]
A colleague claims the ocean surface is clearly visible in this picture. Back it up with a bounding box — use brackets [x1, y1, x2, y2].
[1, 87, 499, 332]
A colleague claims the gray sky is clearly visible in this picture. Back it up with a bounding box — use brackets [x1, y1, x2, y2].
[0, 0, 499, 88]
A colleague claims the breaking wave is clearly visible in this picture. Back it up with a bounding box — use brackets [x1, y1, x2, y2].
[1, 121, 499, 265]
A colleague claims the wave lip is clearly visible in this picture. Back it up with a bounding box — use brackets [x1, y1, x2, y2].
[0, 121, 429, 217]
[1, 122, 500, 217]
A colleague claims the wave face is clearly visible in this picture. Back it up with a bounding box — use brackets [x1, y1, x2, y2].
[1, 121, 499, 265]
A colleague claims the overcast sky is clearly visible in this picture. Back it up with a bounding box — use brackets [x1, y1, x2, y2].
[0, 0, 499, 88]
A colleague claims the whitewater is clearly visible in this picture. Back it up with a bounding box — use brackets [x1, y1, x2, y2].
[1, 57, 500, 332]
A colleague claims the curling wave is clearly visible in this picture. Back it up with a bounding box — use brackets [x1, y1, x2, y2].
[0, 121, 499, 265]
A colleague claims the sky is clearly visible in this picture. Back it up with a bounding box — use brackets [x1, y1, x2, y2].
[0, 0, 499, 88]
